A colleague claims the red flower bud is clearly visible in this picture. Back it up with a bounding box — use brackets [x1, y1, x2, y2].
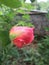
[9, 26, 34, 48]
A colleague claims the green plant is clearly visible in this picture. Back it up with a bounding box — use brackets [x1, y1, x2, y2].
[0, 1, 49, 65]
[0, 0, 21, 8]
[0, 2, 35, 65]
[37, 36, 49, 65]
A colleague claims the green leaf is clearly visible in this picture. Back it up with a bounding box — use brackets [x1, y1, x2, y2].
[45, 27, 49, 31]
[0, 0, 21, 8]
[0, 30, 10, 47]
[0, 11, 3, 15]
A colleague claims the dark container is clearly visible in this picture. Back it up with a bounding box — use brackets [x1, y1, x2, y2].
[12, 10, 49, 36]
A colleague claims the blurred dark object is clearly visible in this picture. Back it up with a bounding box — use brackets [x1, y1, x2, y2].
[30, 0, 35, 2]
[12, 10, 49, 36]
